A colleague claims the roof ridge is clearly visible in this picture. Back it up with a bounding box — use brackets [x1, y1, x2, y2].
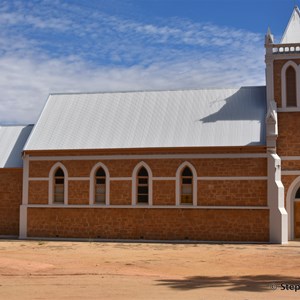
[49, 85, 266, 96]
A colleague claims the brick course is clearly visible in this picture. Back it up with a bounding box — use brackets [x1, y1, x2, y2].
[29, 158, 267, 178]
[27, 208, 269, 242]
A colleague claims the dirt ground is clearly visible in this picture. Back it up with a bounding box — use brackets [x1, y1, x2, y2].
[0, 240, 300, 299]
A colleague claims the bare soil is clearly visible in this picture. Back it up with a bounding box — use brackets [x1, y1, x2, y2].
[0, 240, 300, 299]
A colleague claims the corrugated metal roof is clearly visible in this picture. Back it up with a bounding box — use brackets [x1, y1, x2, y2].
[0, 125, 33, 168]
[281, 6, 300, 44]
[24, 87, 266, 151]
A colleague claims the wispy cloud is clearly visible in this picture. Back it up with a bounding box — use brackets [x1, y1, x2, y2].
[0, 0, 265, 124]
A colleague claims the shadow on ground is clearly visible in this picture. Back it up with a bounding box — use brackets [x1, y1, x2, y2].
[157, 275, 300, 292]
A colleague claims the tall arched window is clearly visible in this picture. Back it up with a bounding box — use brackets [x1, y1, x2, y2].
[286, 66, 297, 107]
[54, 168, 64, 203]
[95, 167, 106, 204]
[180, 167, 193, 205]
[137, 167, 149, 204]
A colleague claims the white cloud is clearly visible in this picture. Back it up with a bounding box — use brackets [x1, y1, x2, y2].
[0, 0, 266, 124]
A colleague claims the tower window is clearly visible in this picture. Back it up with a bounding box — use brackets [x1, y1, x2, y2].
[286, 66, 297, 107]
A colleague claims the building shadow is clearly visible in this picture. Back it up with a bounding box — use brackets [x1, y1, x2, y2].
[156, 274, 299, 292]
[4, 125, 33, 168]
[199, 86, 267, 145]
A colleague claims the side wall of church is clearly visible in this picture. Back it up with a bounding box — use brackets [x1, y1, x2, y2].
[24, 149, 270, 241]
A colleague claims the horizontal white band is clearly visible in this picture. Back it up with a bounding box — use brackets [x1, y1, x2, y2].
[28, 176, 267, 181]
[28, 153, 267, 161]
[26, 204, 269, 210]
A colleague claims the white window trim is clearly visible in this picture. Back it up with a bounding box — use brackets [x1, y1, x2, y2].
[49, 162, 68, 205]
[89, 162, 110, 206]
[176, 161, 197, 206]
[132, 161, 153, 206]
[281, 60, 300, 108]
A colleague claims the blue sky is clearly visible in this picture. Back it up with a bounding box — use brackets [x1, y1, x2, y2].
[0, 0, 296, 124]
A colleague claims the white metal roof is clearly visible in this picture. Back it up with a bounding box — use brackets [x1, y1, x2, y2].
[24, 87, 266, 151]
[0, 125, 33, 168]
[281, 6, 300, 43]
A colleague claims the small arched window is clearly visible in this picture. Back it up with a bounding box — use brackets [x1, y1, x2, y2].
[54, 168, 64, 203]
[137, 167, 149, 204]
[295, 187, 300, 199]
[180, 167, 193, 205]
[95, 167, 106, 204]
[286, 66, 297, 107]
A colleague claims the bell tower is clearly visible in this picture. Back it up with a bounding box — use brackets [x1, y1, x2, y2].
[265, 6, 300, 242]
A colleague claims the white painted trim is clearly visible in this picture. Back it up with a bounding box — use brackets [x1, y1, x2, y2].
[20, 155, 29, 238]
[28, 176, 267, 181]
[281, 60, 300, 109]
[281, 156, 300, 160]
[132, 161, 153, 206]
[286, 176, 300, 240]
[29, 177, 49, 181]
[282, 170, 300, 175]
[28, 153, 267, 161]
[267, 153, 288, 244]
[89, 162, 110, 206]
[197, 176, 268, 180]
[26, 204, 269, 210]
[48, 162, 68, 205]
[153, 177, 176, 180]
[110, 177, 132, 181]
[176, 161, 197, 206]
[274, 53, 300, 60]
[22, 155, 29, 205]
[265, 55, 274, 102]
[19, 205, 27, 238]
[68, 177, 90, 181]
[277, 107, 300, 112]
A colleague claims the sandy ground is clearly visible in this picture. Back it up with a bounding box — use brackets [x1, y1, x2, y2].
[0, 240, 300, 299]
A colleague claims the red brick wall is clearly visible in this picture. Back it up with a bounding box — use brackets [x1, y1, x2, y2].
[68, 181, 89, 205]
[27, 208, 269, 242]
[153, 181, 175, 205]
[110, 181, 131, 205]
[0, 169, 22, 235]
[28, 181, 48, 204]
[278, 113, 300, 156]
[198, 180, 267, 206]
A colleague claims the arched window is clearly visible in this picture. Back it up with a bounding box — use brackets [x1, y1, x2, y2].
[286, 66, 297, 107]
[137, 167, 149, 204]
[54, 168, 64, 203]
[95, 167, 106, 204]
[180, 167, 193, 204]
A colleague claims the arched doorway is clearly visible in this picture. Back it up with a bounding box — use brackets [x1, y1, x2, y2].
[287, 177, 300, 240]
[294, 187, 300, 240]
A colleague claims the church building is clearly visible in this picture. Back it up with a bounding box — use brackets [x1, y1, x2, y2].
[2, 7, 300, 244]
